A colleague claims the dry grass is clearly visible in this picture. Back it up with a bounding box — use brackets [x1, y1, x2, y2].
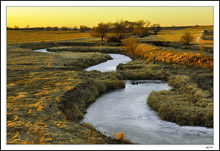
[7, 30, 91, 44]
[6, 44, 121, 144]
[7, 46, 80, 144]
[127, 43, 213, 69]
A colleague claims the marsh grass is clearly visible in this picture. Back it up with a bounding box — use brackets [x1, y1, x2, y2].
[7, 44, 123, 144]
[147, 75, 213, 127]
[51, 52, 112, 70]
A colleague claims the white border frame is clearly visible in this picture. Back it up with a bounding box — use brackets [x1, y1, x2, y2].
[1, 1, 219, 150]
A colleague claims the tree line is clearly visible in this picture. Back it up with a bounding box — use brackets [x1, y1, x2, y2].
[7, 25, 91, 32]
[7, 20, 161, 42]
[90, 20, 161, 42]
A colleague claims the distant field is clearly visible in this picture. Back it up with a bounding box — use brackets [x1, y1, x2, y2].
[7, 30, 92, 44]
[141, 26, 213, 44]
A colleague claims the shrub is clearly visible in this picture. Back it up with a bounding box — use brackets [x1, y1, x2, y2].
[180, 32, 194, 45]
[117, 132, 124, 141]
[122, 37, 139, 56]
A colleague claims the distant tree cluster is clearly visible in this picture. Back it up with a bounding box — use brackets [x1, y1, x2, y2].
[79, 25, 90, 33]
[7, 25, 81, 31]
[90, 20, 161, 42]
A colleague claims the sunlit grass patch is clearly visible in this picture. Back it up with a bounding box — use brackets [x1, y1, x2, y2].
[132, 43, 213, 69]
[7, 43, 120, 144]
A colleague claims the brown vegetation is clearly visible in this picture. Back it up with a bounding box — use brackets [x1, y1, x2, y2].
[6, 43, 126, 144]
[123, 40, 213, 69]
[180, 32, 194, 45]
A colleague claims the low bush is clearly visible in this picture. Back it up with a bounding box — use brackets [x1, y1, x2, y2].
[180, 32, 194, 45]
[122, 37, 139, 56]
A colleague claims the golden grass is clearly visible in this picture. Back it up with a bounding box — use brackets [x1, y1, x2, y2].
[132, 44, 213, 69]
[6, 43, 120, 144]
[7, 46, 82, 144]
[7, 30, 91, 44]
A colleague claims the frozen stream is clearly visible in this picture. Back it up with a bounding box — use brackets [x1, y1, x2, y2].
[34, 49, 213, 144]
[85, 53, 132, 72]
[82, 54, 213, 144]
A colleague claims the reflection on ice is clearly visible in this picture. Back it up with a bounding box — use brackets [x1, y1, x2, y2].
[85, 54, 131, 72]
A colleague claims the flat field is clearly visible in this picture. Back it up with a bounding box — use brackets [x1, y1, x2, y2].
[7, 30, 92, 44]
[141, 25, 213, 44]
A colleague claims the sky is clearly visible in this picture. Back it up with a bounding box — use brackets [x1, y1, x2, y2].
[7, 7, 213, 28]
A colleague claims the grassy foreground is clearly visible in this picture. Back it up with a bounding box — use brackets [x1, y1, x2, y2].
[7, 44, 131, 144]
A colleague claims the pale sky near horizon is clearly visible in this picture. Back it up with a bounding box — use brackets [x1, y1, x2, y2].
[7, 7, 213, 28]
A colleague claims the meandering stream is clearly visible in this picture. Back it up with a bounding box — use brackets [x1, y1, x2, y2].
[34, 49, 213, 144]
[82, 53, 213, 144]
[82, 80, 213, 144]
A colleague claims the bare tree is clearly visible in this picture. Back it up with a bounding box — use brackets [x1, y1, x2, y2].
[180, 32, 194, 45]
[90, 23, 109, 42]
[151, 24, 161, 35]
[53, 26, 59, 31]
[46, 26, 52, 31]
[124, 20, 135, 33]
[132, 20, 151, 36]
[79, 25, 90, 33]
[14, 25, 20, 30]
[112, 20, 127, 40]
[26, 25, 30, 30]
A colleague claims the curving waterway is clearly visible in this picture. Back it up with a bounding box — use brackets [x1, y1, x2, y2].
[85, 53, 132, 72]
[82, 54, 213, 145]
[34, 49, 213, 144]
